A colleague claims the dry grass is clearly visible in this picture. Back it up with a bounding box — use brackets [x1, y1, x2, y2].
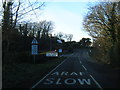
[2, 56, 66, 88]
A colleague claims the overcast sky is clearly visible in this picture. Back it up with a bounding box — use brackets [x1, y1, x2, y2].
[0, 1, 97, 42]
[37, 2, 94, 42]
[1, 0, 118, 41]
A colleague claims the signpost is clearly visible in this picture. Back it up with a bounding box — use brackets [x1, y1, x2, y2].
[58, 49, 62, 57]
[31, 38, 38, 64]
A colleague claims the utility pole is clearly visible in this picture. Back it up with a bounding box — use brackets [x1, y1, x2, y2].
[49, 34, 52, 51]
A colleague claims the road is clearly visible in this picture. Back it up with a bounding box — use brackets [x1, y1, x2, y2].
[30, 49, 120, 89]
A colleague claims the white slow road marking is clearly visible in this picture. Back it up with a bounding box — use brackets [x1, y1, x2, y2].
[82, 65, 87, 71]
[89, 75, 103, 89]
[30, 53, 74, 89]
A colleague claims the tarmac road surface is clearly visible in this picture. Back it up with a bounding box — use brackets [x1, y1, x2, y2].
[30, 49, 120, 89]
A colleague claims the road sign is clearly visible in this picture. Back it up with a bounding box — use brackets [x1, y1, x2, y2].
[46, 51, 58, 57]
[31, 38, 38, 55]
[58, 49, 62, 53]
[32, 38, 38, 44]
[32, 45, 38, 55]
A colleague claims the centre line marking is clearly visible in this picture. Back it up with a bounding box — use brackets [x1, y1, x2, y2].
[78, 57, 82, 64]
[89, 75, 103, 89]
[80, 61, 82, 64]
[82, 65, 87, 71]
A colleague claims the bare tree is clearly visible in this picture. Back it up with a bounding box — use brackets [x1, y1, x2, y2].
[68, 34, 73, 42]
[2, 0, 45, 56]
[83, 2, 120, 64]
[57, 32, 64, 40]
[64, 34, 73, 42]
[83, 2, 119, 43]
[39, 20, 54, 38]
[22, 20, 54, 38]
[2, 0, 45, 31]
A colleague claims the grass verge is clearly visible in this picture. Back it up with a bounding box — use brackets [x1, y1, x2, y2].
[89, 48, 120, 70]
[3, 56, 66, 88]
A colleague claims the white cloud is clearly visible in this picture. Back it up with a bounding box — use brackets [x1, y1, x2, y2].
[38, 8, 92, 41]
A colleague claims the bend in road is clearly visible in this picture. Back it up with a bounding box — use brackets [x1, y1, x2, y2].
[31, 49, 120, 89]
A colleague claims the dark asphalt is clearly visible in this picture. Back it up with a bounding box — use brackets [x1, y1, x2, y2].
[31, 49, 120, 89]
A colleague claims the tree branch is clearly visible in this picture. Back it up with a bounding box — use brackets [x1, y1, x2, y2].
[13, 0, 21, 28]
[18, 2, 45, 18]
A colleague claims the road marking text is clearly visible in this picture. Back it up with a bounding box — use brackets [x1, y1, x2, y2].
[43, 78, 91, 85]
[51, 72, 83, 76]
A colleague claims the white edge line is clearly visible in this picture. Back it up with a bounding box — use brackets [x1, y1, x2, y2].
[31, 53, 74, 89]
[82, 65, 87, 71]
[31, 58, 66, 89]
[89, 75, 103, 89]
[80, 61, 82, 64]
[79, 72, 83, 76]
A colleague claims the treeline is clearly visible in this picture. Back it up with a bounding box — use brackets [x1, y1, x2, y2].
[1, 1, 45, 63]
[1, 1, 75, 64]
[83, 2, 120, 67]
[2, 20, 61, 63]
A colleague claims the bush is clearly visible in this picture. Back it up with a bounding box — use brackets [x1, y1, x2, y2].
[3, 52, 32, 64]
[109, 43, 120, 66]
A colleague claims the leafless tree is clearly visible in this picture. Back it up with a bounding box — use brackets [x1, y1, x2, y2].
[57, 32, 64, 40]
[64, 34, 73, 42]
